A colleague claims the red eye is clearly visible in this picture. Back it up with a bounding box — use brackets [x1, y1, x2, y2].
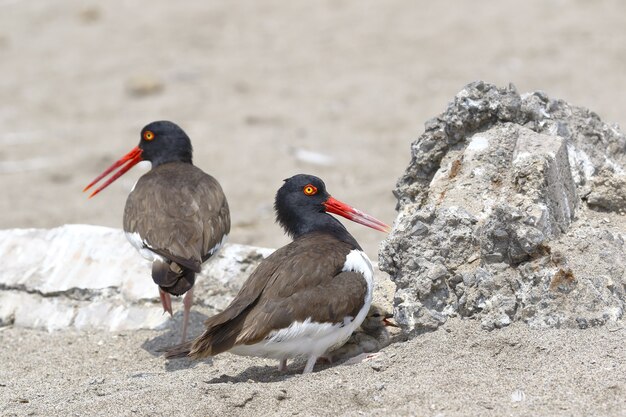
[143, 130, 155, 141]
[303, 184, 317, 196]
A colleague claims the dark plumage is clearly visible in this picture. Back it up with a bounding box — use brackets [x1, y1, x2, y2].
[123, 162, 230, 295]
[188, 233, 367, 356]
[85, 121, 230, 342]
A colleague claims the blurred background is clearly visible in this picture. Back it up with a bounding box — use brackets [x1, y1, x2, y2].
[1, 0, 625, 258]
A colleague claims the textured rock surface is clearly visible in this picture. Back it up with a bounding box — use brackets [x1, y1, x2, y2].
[380, 82, 626, 334]
[0, 224, 394, 332]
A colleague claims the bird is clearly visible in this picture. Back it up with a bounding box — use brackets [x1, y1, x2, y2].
[323, 304, 398, 363]
[84, 120, 230, 342]
[166, 173, 390, 374]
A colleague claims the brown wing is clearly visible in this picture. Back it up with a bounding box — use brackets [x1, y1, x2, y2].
[123, 163, 230, 271]
[189, 233, 368, 357]
[235, 270, 367, 344]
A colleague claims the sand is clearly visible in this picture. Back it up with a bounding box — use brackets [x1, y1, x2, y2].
[1, 0, 625, 416]
[1, 319, 624, 416]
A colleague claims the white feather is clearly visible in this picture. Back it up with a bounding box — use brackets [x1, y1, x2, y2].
[207, 234, 228, 257]
[125, 231, 228, 265]
[125, 232, 166, 263]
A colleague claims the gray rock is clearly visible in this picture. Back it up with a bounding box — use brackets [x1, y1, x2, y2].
[381, 81, 626, 335]
[586, 169, 626, 213]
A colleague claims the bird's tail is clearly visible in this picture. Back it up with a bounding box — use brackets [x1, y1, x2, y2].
[164, 330, 217, 359]
[152, 260, 195, 296]
[164, 341, 193, 359]
[166, 298, 254, 360]
[188, 330, 216, 359]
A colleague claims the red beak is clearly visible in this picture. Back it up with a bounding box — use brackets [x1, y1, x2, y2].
[323, 196, 391, 233]
[83, 146, 143, 198]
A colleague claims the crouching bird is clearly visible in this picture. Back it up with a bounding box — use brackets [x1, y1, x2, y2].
[166, 174, 389, 374]
[84, 121, 230, 342]
[323, 304, 398, 363]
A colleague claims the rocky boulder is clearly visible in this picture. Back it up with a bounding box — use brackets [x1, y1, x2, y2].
[380, 81, 626, 334]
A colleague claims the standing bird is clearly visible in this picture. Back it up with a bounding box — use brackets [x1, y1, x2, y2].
[84, 121, 230, 342]
[167, 174, 389, 374]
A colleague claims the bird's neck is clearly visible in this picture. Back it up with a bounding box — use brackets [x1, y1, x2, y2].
[363, 326, 384, 337]
[150, 154, 193, 168]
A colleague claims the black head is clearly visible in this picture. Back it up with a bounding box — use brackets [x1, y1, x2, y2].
[274, 174, 390, 247]
[84, 120, 194, 198]
[139, 121, 193, 167]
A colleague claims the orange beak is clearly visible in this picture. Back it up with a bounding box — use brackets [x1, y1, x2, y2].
[83, 146, 143, 198]
[323, 196, 391, 233]
[383, 315, 399, 327]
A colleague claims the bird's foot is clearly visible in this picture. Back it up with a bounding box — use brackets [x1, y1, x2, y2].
[341, 352, 382, 366]
[159, 288, 173, 317]
[361, 352, 382, 362]
[169, 261, 183, 274]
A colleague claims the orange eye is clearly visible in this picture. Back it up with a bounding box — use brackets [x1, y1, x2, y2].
[303, 184, 317, 196]
[143, 130, 155, 141]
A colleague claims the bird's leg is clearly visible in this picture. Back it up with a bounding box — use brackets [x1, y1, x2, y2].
[303, 355, 318, 374]
[181, 287, 194, 343]
[278, 358, 288, 372]
[159, 288, 173, 317]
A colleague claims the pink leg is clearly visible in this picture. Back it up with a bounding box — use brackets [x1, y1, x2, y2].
[278, 358, 288, 372]
[303, 356, 318, 374]
[159, 287, 173, 317]
[181, 287, 194, 343]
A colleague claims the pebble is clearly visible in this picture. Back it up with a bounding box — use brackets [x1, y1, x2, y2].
[126, 75, 164, 97]
[78, 7, 101, 23]
[511, 389, 526, 402]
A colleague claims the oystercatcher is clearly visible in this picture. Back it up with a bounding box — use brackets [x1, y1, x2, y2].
[167, 174, 389, 373]
[84, 121, 230, 342]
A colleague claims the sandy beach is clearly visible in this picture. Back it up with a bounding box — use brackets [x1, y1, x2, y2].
[2, 317, 625, 416]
